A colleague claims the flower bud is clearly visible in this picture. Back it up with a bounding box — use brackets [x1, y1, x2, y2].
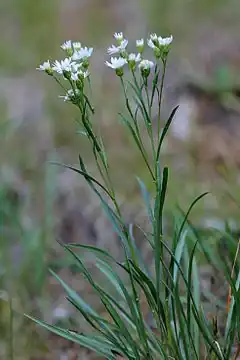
[136, 39, 144, 54]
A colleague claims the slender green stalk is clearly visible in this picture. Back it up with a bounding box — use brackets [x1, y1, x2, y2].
[143, 80, 157, 165]
[131, 71, 156, 173]
[120, 77, 155, 181]
[53, 75, 68, 92]
[144, 79, 151, 118]
[157, 59, 167, 141]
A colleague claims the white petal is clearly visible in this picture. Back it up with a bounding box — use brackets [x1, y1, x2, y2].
[73, 42, 81, 50]
[158, 35, 173, 46]
[128, 53, 141, 62]
[107, 45, 119, 55]
[136, 39, 144, 47]
[119, 39, 128, 50]
[72, 47, 93, 60]
[71, 73, 78, 81]
[114, 32, 123, 40]
[150, 33, 158, 40]
[61, 40, 72, 50]
[37, 60, 51, 71]
[147, 39, 156, 49]
[139, 59, 155, 70]
[105, 57, 127, 69]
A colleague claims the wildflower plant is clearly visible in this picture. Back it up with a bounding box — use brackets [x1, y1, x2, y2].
[29, 34, 240, 359]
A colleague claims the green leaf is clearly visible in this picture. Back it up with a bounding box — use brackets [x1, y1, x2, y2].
[224, 267, 240, 341]
[67, 244, 116, 262]
[173, 229, 188, 284]
[96, 260, 125, 298]
[25, 315, 117, 359]
[50, 161, 113, 200]
[137, 177, 154, 226]
[186, 240, 200, 356]
[128, 80, 151, 125]
[156, 106, 179, 160]
[176, 192, 209, 243]
[153, 166, 168, 322]
[49, 269, 98, 317]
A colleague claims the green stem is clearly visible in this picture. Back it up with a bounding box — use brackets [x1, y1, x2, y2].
[144, 81, 156, 164]
[53, 75, 68, 93]
[94, 151, 112, 196]
[144, 80, 151, 118]
[150, 65, 159, 108]
[157, 59, 167, 141]
[87, 77, 93, 98]
[132, 71, 156, 164]
[120, 78, 155, 181]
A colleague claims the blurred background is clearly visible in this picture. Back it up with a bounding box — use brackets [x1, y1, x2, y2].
[0, 0, 240, 358]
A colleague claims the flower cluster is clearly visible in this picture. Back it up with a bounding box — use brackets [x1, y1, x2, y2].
[38, 40, 92, 78]
[105, 32, 143, 76]
[37, 33, 173, 100]
[147, 34, 173, 59]
[105, 32, 173, 77]
[37, 41, 93, 101]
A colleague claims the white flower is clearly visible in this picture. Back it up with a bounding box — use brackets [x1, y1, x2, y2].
[107, 44, 120, 55]
[72, 42, 81, 50]
[148, 34, 173, 50]
[71, 72, 79, 81]
[139, 59, 154, 77]
[71, 69, 89, 81]
[139, 59, 154, 70]
[107, 39, 128, 55]
[61, 40, 72, 51]
[114, 32, 123, 42]
[136, 38, 144, 53]
[79, 70, 90, 79]
[59, 89, 74, 101]
[72, 47, 93, 60]
[150, 33, 158, 41]
[128, 53, 141, 62]
[158, 35, 173, 46]
[105, 57, 127, 69]
[71, 62, 82, 73]
[128, 53, 141, 70]
[52, 58, 73, 74]
[147, 39, 156, 49]
[78, 70, 90, 80]
[37, 60, 51, 71]
[136, 39, 144, 47]
[119, 39, 128, 50]
[59, 89, 80, 102]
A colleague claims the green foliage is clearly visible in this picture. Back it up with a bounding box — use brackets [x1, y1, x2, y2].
[26, 35, 240, 360]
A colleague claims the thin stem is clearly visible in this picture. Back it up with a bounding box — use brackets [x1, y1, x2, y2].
[53, 75, 68, 93]
[144, 81, 156, 164]
[120, 78, 155, 181]
[87, 77, 93, 98]
[132, 72, 156, 164]
[99, 154, 117, 203]
[157, 59, 167, 141]
[94, 150, 112, 195]
[144, 81, 151, 118]
[150, 65, 159, 108]
[131, 71, 156, 169]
